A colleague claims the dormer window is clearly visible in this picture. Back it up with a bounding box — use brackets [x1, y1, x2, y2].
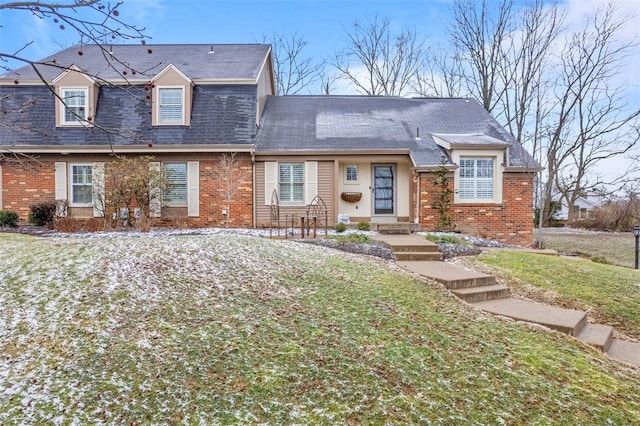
[61, 88, 88, 125]
[158, 87, 184, 124]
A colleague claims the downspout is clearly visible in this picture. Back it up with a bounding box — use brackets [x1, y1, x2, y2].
[415, 170, 420, 224]
[251, 147, 256, 229]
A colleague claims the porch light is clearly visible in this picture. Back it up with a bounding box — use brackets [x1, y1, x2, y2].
[634, 225, 640, 269]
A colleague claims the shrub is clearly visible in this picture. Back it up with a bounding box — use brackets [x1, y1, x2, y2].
[335, 222, 347, 233]
[0, 210, 19, 227]
[356, 221, 370, 231]
[29, 201, 57, 227]
[425, 233, 468, 245]
[327, 233, 371, 244]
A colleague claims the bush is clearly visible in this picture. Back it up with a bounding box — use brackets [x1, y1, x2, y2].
[335, 222, 347, 233]
[29, 201, 57, 227]
[327, 233, 371, 244]
[425, 233, 467, 245]
[0, 210, 19, 227]
[356, 221, 370, 231]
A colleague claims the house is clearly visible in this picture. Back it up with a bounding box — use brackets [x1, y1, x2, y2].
[254, 96, 539, 246]
[0, 44, 539, 246]
[554, 192, 605, 222]
[0, 44, 274, 227]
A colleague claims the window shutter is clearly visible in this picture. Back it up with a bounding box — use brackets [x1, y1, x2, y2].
[92, 162, 105, 217]
[0, 165, 3, 209]
[149, 162, 162, 218]
[55, 162, 68, 201]
[305, 161, 318, 205]
[264, 162, 277, 205]
[187, 161, 199, 217]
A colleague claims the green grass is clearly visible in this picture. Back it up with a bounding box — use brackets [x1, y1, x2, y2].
[1, 233, 640, 424]
[425, 233, 469, 245]
[466, 251, 640, 339]
[541, 230, 636, 267]
[326, 232, 372, 243]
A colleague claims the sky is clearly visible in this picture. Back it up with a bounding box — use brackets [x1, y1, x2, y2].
[1, 0, 639, 182]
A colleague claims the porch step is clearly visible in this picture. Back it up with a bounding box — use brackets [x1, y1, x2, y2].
[394, 252, 443, 261]
[375, 223, 420, 234]
[576, 323, 614, 352]
[450, 284, 511, 303]
[390, 244, 440, 253]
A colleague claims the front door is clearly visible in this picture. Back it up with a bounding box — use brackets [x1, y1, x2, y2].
[372, 164, 395, 216]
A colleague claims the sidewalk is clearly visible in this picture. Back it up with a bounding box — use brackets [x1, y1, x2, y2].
[373, 234, 640, 368]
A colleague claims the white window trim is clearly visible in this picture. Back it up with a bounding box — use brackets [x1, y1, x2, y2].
[163, 162, 188, 207]
[452, 150, 503, 204]
[156, 86, 186, 125]
[60, 87, 89, 126]
[279, 162, 305, 205]
[264, 161, 317, 206]
[344, 164, 359, 185]
[68, 163, 94, 207]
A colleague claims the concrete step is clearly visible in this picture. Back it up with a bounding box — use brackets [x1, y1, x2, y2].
[378, 227, 412, 235]
[450, 284, 511, 303]
[576, 323, 614, 352]
[394, 252, 443, 261]
[396, 261, 496, 289]
[390, 244, 440, 253]
[607, 339, 640, 367]
[473, 298, 588, 336]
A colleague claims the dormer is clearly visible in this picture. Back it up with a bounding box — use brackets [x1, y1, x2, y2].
[151, 64, 194, 126]
[52, 65, 98, 127]
[432, 133, 510, 204]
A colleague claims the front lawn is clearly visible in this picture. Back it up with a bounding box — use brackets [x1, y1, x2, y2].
[1, 233, 639, 424]
[465, 251, 640, 340]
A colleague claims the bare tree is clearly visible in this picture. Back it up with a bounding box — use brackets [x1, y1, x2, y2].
[450, 0, 515, 112]
[266, 32, 323, 95]
[498, 0, 563, 145]
[332, 14, 426, 96]
[413, 47, 464, 98]
[539, 3, 640, 227]
[219, 152, 242, 228]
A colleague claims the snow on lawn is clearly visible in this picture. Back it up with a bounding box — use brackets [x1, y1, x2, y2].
[0, 232, 346, 424]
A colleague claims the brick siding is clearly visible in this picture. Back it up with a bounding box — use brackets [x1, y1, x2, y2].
[2, 155, 254, 228]
[2, 162, 55, 220]
[418, 171, 535, 247]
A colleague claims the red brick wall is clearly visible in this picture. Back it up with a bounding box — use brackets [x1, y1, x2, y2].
[2, 162, 55, 221]
[1, 155, 254, 228]
[196, 155, 253, 228]
[418, 171, 535, 247]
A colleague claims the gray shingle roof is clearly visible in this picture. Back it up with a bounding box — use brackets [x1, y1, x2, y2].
[1, 44, 271, 82]
[254, 96, 537, 168]
[0, 84, 258, 146]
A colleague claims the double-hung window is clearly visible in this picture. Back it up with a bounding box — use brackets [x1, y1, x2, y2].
[158, 88, 184, 124]
[458, 157, 494, 201]
[279, 163, 304, 203]
[61, 88, 88, 124]
[71, 164, 93, 205]
[164, 163, 187, 206]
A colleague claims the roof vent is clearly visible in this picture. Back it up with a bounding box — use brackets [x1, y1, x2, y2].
[415, 127, 422, 141]
[208, 46, 215, 54]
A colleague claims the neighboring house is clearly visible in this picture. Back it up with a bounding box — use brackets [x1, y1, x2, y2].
[0, 44, 539, 246]
[554, 193, 605, 221]
[0, 44, 275, 227]
[254, 96, 539, 246]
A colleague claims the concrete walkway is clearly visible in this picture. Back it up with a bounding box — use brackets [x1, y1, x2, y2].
[373, 234, 640, 368]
